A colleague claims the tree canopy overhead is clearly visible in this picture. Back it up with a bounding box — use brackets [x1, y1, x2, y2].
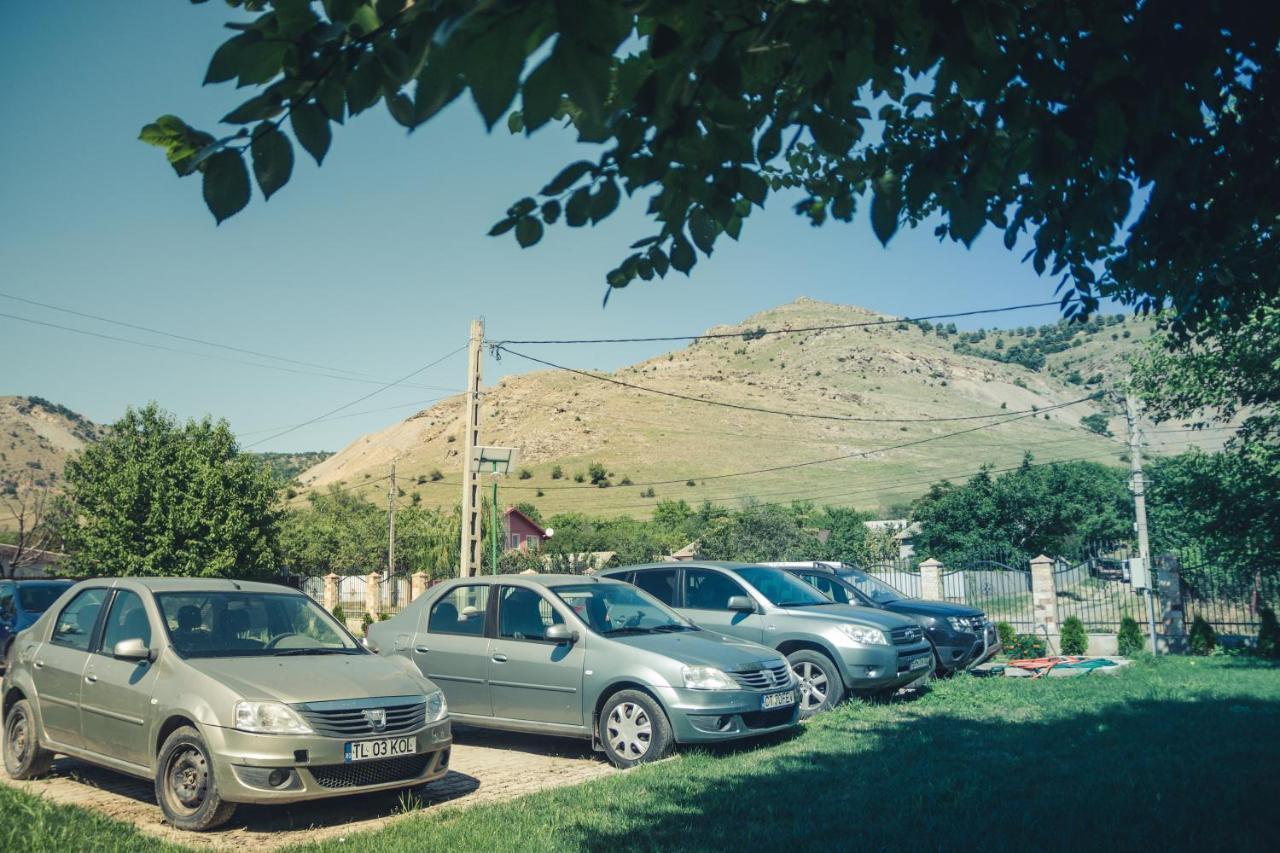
[147, 1, 1277, 328]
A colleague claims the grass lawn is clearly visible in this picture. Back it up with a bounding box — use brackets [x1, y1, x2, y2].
[3, 656, 1278, 851]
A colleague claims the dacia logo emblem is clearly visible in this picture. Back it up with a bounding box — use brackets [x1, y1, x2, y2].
[363, 708, 387, 731]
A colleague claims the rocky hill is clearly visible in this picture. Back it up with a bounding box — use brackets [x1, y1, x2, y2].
[296, 299, 1203, 518]
[0, 396, 100, 497]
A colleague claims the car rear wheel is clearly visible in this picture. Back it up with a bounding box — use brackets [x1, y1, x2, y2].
[155, 726, 236, 832]
[1, 640, 12, 676]
[598, 690, 673, 768]
[787, 650, 844, 719]
[3, 698, 54, 779]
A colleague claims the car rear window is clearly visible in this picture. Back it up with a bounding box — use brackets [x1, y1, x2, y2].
[18, 584, 68, 613]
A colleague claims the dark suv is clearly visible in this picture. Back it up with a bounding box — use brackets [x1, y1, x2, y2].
[769, 563, 1000, 675]
[0, 579, 74, 673]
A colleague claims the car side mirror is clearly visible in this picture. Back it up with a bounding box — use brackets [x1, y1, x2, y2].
[113, 638, 152, 662]
[727, 595, 757, 613]
[545, 624, 578, 644]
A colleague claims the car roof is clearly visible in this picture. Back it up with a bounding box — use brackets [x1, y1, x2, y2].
[444, 573, 625, 589]
[67, 577, 301, 595]
[609, 561, 773, 572]
[7, 578, 74, 585]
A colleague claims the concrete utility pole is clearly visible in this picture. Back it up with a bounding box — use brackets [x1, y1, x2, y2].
[386, 459, 396, 583]
[459, 318, 485, 577]
[1125, 392, 1161, 654]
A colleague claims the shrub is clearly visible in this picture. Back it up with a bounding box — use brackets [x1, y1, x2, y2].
[641, 487, 656, 498]
[1258, 608, 1280, 659]
[1117, 616, 1144, 656]
[1060, 616, 1088, 655]
[573, 472, 585, 483]
[518, 468, 532, 480]
[332, 603, 346, 624]
[619, 476, 633, 486]
[686, 479, 696, 487]
[550, 465, 563, 480]
[1189, 616, 1217, 656]
[379, 612, 392, 621]
[1008, 633, 1047, 660]
[361, 611, 374, 633]
[995, 621, 1017, 650]
[588, 462, 608, 485]
[429, 468, 443, 481]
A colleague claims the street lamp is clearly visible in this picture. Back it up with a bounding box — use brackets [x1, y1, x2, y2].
[469, 446, 519, 575]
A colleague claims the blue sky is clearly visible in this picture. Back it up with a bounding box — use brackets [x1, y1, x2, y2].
[2, 2, 1081, 452]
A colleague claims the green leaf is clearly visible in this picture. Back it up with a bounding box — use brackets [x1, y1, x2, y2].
[205, 33, 254, 85]
[757, 122, 782, 164]
[541, 199, 561, 224]
[670, 237, 696, 274]
[554, 37, 610, 124]
[739, 170, 768, 207]
[324, 0, 361, 23]
[949, 196, 986, 246]
[202, 150, 251, 224]
[542, 161, 595, 196]
[290, 103, 331, 165]
[515, 216, 544, 247]
[346, 56, 383, 115]
[870, 171, 902, 246]
[349, 3, 380, 37]
[273, 0, 320, 37]
[222, 93, 284, 125]
[506, 111, 524, 134]
[489, 216, 517, 236]
[590, 179, 620, 223]
[808, 113, 854, 156]
[315, 75, 346, 123]
[648, 246, 669, 277]
[465, 12, 529, 129]
[565, 187, 591, 226]
[520, 57, 562, 133]
[649, 24, 680, 59]
[688, 208, 717, 255]
[413, 49, 465, 123]
[235, 40, 287, 87]
[250, 124, 293, 200]
[386, 92, 415, 128]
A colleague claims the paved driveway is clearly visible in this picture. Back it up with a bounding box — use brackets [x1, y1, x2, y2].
[0, 718, 615, 850]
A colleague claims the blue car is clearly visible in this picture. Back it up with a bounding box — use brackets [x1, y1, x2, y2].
[0, 579, 73, 671]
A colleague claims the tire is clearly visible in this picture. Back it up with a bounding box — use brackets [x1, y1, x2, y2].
[929, 641, 951, 678]
[1, 640, 12, 677]
[3, 698, 54, 779]
[598, 690, 674, 769]
[155, 726, 237, 832]
[787, 650, 845, 719]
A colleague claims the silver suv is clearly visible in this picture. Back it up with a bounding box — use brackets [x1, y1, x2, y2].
[2, 578, 451, 831]
[367, 574, 799, 768]
[602, 563, 934, 717]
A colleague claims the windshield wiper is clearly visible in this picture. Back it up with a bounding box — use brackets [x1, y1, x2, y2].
[271, 647, 351, 656]
[603, 627, 658, 636]
[777, 601, 834, 607]
[651, 623, 698, 632]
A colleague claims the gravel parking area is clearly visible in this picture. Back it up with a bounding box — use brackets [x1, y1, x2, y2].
[0, 719, 615, 850]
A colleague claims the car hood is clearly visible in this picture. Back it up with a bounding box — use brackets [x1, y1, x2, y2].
[609, 630, 782, 670]
[887, 599, 984, 619]
[183, 654, 431, 705]
[776, 603, 917, 631]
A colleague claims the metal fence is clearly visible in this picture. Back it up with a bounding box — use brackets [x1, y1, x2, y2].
[863, 557, 921, 598]
[946, 558, 1035, 630]
[299, 574, 415, 618]
[1176, 548, 1277, 635]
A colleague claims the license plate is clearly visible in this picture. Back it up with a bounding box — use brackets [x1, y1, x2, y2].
[344, 736, 417, 763]
[761, 689, 795, 710]
[910, 655, 930, 671]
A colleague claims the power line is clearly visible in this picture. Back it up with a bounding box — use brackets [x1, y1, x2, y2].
[0, 309, 461, 393]
[246, 343, 468, 449]
[236, 396, 458, 438]
[287, 474, 391, 503]
[492, 300, 1069, 345]
[493, 344, 1102, 424]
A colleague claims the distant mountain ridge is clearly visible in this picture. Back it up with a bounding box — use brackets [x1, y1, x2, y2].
[0, 395, 101, 496]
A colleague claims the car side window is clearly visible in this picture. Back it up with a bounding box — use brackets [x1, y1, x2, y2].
[631, 570, 678, 606]
[803, 574, 850, 604]
[0, 585, 14, 621]
[51, 588, 109, 652]
[100, 590, 153, 652]
[428, 585, 489, 636]
[497, 586, 564, 642]
[684, 570, 749, 610]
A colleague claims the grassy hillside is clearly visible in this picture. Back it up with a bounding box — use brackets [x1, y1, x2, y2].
[296, 299, 1211, 518]
[0, 396, 100, 498]
[252, 451, 334, 483]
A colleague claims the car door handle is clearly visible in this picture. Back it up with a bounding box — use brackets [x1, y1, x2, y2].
[491, 653, 508, 663]
[414, 645, 430, 654]
[84, 674, 98, 684]
[33, 660, 44, 669]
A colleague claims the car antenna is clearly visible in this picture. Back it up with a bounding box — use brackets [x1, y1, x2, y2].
[229, 580, 242, 590]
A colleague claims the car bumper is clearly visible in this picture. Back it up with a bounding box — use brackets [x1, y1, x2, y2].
[932, 623, 1002, 671]
[656, 685, 801, 743]
[202, 719, 453, 805]
[837, 643, 935, 692]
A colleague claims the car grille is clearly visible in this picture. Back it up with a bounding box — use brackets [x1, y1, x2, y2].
[295, 699, 426, 738]
[741, 707, 795, 729]
[890, 626, 924, 645]
[308, 754, 432, 790]
[729, 662, 793, 691]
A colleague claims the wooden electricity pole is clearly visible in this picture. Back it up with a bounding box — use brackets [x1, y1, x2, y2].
[459, 318, 484, 577]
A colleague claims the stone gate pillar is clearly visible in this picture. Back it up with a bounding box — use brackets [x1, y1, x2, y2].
[365, 571, 382, 620]
[411, 571, 429, 602]
[322, 573, 340, 613]
[1030, 554, 1059, 635]
[919, 558, 944, 602]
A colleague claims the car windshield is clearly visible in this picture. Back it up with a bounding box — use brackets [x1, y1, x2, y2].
[839, 569, 906, 604]
[553, 583, 696, 636]
[17, 584, 68, 613]
[155, 591, 360, 658]
[733, 567, 833, 607]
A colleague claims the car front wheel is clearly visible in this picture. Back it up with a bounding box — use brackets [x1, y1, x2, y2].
[598, 690, 673, 768]
[155, 726, 237, 832]
[787, 650, 845, 719]
[3, 698, 54, 779]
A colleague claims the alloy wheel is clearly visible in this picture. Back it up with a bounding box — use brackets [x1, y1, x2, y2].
[607, 701, 652, 760]
[793, 661, 829, 712]
[166, 746, 210, 815]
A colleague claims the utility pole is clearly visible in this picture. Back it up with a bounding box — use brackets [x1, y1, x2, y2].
[386, 459, 396, 583]
[1125, 392, 1161, 654]
[459, 318, 484, 577]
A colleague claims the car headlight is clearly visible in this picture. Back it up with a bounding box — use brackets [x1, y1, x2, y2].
[836, 623, 889, 645]
[681, 665, 738, 690]
[947, 617, 972, 633]
[233, 701, 313, 735]
[425, 689, 448, 722]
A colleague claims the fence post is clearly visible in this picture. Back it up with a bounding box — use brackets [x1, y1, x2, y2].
[365, 571, 382, 620]
[919, 558, 944, 601]
[411, 571, 429, 602]
[1155, 554, 1186, 652]
[322, 573, 340, 613]
[1030, 554, 1058, 636]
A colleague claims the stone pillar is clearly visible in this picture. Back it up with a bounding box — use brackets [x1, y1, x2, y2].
[411, 571, 429, 602]
[1155, 554, 1186, 652]
[919, 558, 944, 602]
[1030, 554, 1058, 635]
[322, 573, 340, 613]
[365, 571, 382, 620]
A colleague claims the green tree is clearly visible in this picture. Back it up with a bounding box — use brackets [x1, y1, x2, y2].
[60, 403, 281, 578]
[146, 2, 1277, 330]
[1080, 413, 1113, 437]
